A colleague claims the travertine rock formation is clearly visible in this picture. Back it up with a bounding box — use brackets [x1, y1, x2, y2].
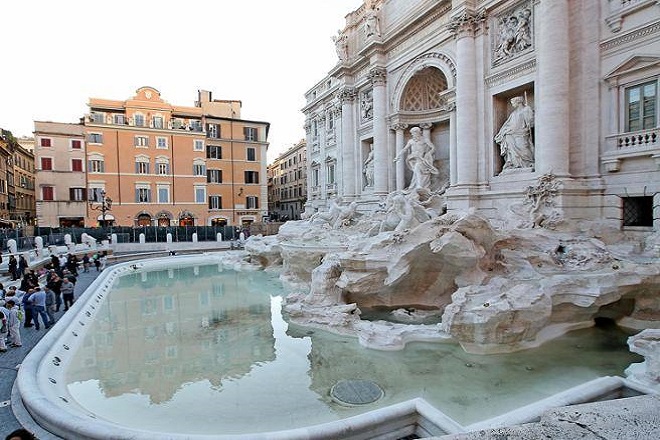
[245, 208, 660, 354]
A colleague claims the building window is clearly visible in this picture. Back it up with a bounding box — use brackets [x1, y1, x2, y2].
[135, 160, 150, 174]
[134, 114, 145, 127]
[244, 127, 258, 141]
[152, 116, 164, 129]
[90, 112, 104, 123]
[247, 147, 256, 161]
[190, 120, 202, 132]
[623, 196, 653, 227]
[246, 196, 259, 209]
[71, 139, 82, 149]
[194, 140, 204, 151]
[328, 113, 334, 129]
[40, 157, 53, 171]
[206, 145, 222, 159]
[313, 120, 318, 138]
[88, 188, 105, 202]
[207, 169, 223, 183]
[158, 187, 170, 203]
[89, 158, 105, 173]
[40, 138, 52, 147]
[327, 163, 336, 184]
[156, 137, 168, 149]
[88, 133, 103, 143]
[208, 195, 222, 209]
[626, 81, 657, 132]
[135, 188, 151, 203]
[193, 162, 206, 176]
[195, 187, 206, 203]
[71, 158, 83, 172]
[113, 114, 126, 125]
[244, 171, 259, 184]
[135, 136, 149, 147]
[42, 186, 54, 201]
[207, 123, 220, 139]
[69, 187, 86, 201]
[157, 161, 170, 175]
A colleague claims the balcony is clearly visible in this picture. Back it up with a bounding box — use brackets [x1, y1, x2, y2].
[603, 127, 660, 171]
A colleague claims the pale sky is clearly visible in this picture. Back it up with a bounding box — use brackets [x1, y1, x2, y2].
[1, 0, 364, 162]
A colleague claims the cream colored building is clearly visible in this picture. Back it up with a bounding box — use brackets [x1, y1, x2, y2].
[303, 0, 660, 231]
[34, 122, 87, 227]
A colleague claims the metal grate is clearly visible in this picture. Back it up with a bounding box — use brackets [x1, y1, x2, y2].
[622, 196, 653, 227]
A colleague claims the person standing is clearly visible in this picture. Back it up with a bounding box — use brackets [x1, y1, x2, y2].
[82, 253, 90, 272]
[47, 273, 63, 312]
[60, 277, 75, 311]
[17, 254, 28, 279]
[21, 289, 34, 328]
[4, 299, 22, 347]
[50, 253, 60, 271]
[8, 255, 18, 281]
[44, 286, 56, 326]
[0, 301, 9, 352]
[29, 287, 51, 330]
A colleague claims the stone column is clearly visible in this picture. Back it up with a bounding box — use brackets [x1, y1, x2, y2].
[393, 123, 408, 191]
[449, 11, 483, 186]
[339, 87, 357, 198]
[303, 120, 314, 199]
[448, 105, 457, 185]
[535, 0, 570, 176]
[317, 114, 327, 201]
[420, 122, 433, 142]
[369, 67, 389, 195]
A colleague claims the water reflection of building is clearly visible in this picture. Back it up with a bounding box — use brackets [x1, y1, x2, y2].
[67, 266, 276, 404]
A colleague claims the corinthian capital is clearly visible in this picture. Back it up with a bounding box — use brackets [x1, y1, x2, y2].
[338, 87, 357, 103]
[368, 67, 387, 86]
[448, 9, 487, 39]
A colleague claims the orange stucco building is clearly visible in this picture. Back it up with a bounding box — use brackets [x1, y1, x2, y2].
[84, 87, 269, 227]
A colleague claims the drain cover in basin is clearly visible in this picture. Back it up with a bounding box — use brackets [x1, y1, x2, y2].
[330, 379, 384, 405]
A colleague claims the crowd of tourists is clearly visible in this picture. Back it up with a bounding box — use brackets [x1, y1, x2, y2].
[0, 251, 106, 353]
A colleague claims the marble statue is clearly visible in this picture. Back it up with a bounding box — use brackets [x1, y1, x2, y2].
[332, 30, 348, 61]
[360, 90, 373, 121]
[363, 144, 375, 188]
[495, 96, 534, 171]
[364, 2, 381, 39]
[626, 329, 660, 387]
[395, 126, 439, 190]
[309, 199, 358, 229]
[493, 7, 532, 64]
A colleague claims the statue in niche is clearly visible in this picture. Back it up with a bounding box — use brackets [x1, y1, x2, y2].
[495, 96, 534, 171]
[494, 7, 532, 64]
[363, 144, 375, 188]
[360, 90, 373, 120]
[364, 2, 381, 39]
[332, 30, 348, 61]
[394, 126, 439, 190]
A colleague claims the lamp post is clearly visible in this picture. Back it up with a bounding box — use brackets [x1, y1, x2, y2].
[89, 190, 113, 228]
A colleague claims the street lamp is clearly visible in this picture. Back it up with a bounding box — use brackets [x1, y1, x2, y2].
[89, 190, 113, 227]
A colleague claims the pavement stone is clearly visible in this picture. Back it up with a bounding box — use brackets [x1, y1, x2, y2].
[0, 268, 102, 439]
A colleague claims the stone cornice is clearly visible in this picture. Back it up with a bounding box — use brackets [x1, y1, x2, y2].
[600, 19, 660, 53]
[485, 58, 536, 88]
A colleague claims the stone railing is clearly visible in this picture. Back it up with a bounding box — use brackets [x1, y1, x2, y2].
[613, 128, 658, 149]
